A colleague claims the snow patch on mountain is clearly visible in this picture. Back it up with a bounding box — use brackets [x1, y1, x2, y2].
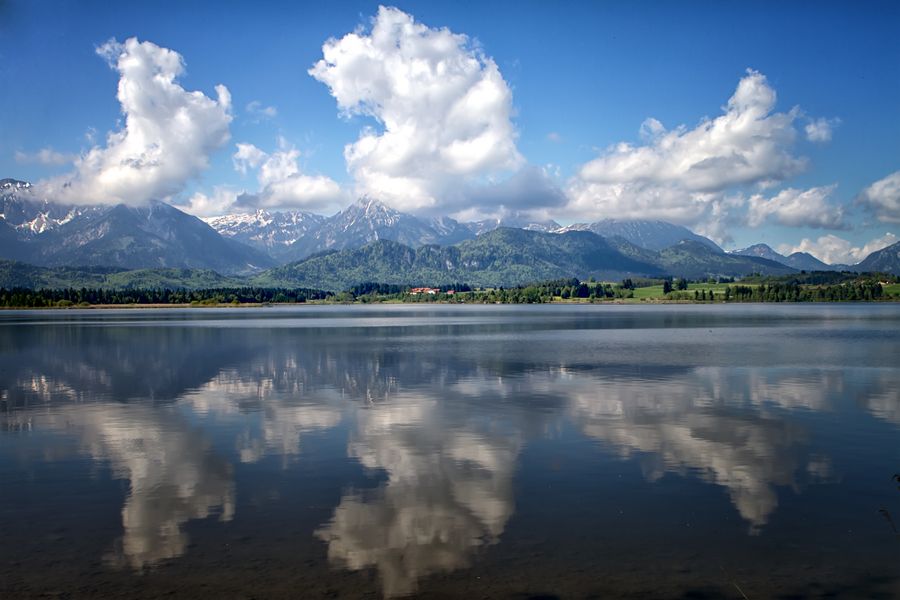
[204, 209, 325, 253]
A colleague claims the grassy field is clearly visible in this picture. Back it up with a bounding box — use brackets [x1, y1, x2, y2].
[884, 283, 900, 297]
[632, 282, 732, 300]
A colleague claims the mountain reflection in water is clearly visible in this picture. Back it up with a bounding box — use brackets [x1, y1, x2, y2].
[1, 305, 898, 598]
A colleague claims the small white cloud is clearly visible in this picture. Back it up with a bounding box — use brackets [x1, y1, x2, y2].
[232, 143, 267, 175]
[746, 184, 845, 229]
[246, 100, 278, 120]
[250, 174, 344, 212]
[778, 232, 898, 265]
[178, 186, 241, 217]
[14, 148, 76, 166]
[804, 117, 840, 143]
[857, 170, 900, 223]
[40, 38, 232, 206]
[638, 117, 665, 142]
[225, 140, 346, 213]
[309, 6, 522, 213]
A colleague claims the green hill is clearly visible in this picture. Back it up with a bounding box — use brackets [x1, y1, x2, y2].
[255, 228, 665, 290]
[658, 241, 796, 279]
[0, 260, 241, 290]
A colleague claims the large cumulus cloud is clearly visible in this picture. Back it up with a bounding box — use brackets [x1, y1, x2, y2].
[42, 38, 232, 205]
[309, 6, 523, 213]
[567, 70, 811, 241]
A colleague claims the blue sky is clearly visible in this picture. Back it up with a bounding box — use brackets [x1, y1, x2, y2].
[1, 0, 898, 262]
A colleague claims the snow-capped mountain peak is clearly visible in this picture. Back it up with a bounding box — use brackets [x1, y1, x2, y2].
[0, 178, 102, 237]
[204, 209, 325, 256]
[1, 178, 33, 191]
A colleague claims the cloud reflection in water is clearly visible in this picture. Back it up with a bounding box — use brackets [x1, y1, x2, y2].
[3, 310, 899, 595]
[315, 392, 521, 597]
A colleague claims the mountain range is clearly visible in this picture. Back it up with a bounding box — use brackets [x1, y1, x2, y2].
[2, 177, 898, 290]
[1, 179, 272, 274]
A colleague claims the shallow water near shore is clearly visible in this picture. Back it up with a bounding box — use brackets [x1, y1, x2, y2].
[1, 304, 899, 598]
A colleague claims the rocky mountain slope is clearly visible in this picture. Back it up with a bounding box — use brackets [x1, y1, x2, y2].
[555, 219, 722, 252]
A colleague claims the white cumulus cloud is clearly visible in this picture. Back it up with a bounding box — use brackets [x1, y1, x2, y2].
[778, 232, 898, 265]
[804, 117, 840, 143]
[857, 170, 900, 223]
[746, 184, 845, 229]
[237, 140, 346, 213]
[309, 5, 523, 213]
[178, 186, 242, 218]
[232, 142, 267, 175]
[41, 38, 232, 206]
[566, 70, 808, 240]
[181, 139, 346, 217]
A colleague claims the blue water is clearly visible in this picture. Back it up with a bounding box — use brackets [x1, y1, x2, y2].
[1, 304, 899, 598]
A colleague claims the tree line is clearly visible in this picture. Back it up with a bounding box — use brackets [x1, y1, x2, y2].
[0, 277, 895, 308]
[0, 287, 331, 308]
[726, 281, 886, 302]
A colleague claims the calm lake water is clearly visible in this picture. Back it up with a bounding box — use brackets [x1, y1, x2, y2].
[1, 304, 899, 598]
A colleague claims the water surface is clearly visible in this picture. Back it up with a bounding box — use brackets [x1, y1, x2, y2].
[1, 304, 899, 598]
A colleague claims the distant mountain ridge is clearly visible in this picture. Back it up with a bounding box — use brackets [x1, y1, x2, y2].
[464, 216, 561, 235]
[555, 219, 722, 252]
[660, 241, 795, 279]
[256, 228, 666, 290]
[279, 197, 475, 261]
[255, 229, 797, 291]
[3, 232, 898, 292]
[3, 177, 897, 285]
[732, 243, 844, 271]
[207, 201, 724, 263]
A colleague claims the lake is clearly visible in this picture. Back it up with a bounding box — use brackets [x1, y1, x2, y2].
[1, 304, 899, 598]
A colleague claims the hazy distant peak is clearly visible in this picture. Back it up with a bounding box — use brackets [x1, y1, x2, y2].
[0, 178, 33, 191]
[465, 215, 561, 236]
[352, 195, 394, 211]
[555, 219, 721, 253]
[733, 243, 785, 262]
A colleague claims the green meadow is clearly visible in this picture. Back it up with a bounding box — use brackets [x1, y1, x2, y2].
[631, 282, 732, 300]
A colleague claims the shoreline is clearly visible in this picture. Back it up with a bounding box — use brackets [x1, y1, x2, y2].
[3, 298, 899, 310]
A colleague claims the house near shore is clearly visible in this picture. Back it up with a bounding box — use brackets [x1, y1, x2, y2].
[409, 287, 440, 295]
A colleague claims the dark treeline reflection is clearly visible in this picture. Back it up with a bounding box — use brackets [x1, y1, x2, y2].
[1, 306, 899, 596]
